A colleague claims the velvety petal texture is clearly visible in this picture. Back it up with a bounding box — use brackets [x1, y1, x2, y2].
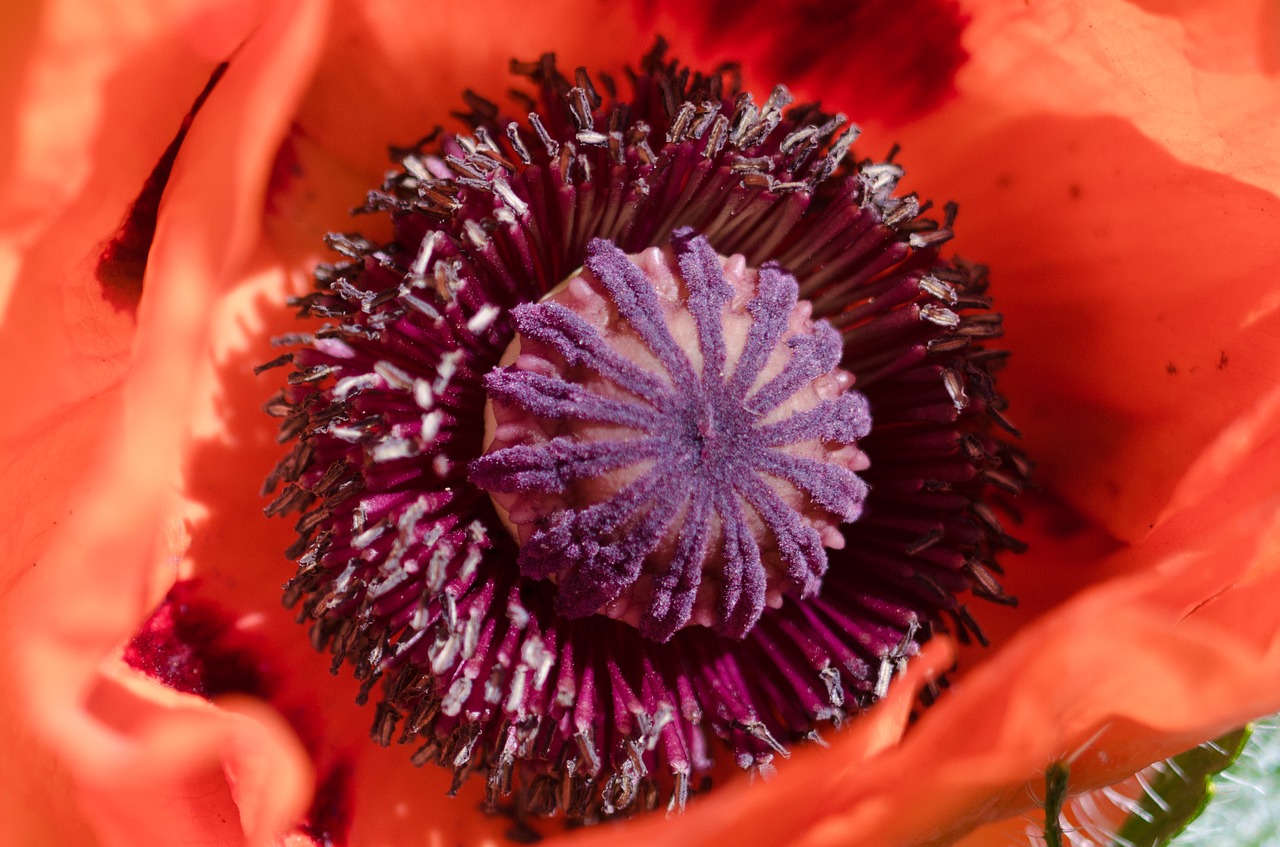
[2, 0, 328, 844]
[1, 0, 1279, 845]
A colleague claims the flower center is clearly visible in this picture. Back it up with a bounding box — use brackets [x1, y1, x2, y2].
[262, 41, 1028, 825]
[471, 229, 871, 641]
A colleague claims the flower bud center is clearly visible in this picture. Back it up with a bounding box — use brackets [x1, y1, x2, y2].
[470, 230, 872, 641]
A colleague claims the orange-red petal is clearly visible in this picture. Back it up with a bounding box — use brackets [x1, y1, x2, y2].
[892, 0, 1280, 542]
[2, 1, 330, 844]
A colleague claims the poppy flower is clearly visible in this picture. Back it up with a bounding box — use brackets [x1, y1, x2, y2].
[2, 0, 1279, 846]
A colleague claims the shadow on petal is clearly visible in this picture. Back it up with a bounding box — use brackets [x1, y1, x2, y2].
[897, 110, 1280, 543]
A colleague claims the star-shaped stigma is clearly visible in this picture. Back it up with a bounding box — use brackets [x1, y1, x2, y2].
[470, 229, 872, 642]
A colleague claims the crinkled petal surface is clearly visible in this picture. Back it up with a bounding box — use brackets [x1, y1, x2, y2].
[893, 0, 1280, 547]
[1, 0, 1279, 846]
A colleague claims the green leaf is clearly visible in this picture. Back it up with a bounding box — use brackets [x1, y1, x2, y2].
[1167, 718, 1280, 847]
[1111, 725, 1252, 847]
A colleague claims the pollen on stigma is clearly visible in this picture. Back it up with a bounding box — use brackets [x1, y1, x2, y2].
[473, 229, 872, 642]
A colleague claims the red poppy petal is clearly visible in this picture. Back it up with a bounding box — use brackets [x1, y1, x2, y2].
[889, 105, 1280, 544]
[2, 2, 331, 844]
[880, 0, 1280, 544]
[75, 675, 314, 847]
[0, 1, 258, 840]
[954, 0, 1280, 195]
[0, 0, 264, 448]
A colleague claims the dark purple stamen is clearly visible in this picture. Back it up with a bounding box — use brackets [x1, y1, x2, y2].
[262, 41, 1026, 825]
[472, 230, 870, 641]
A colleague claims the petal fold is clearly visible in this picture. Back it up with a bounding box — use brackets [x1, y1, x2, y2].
[2, 1, 330, 843]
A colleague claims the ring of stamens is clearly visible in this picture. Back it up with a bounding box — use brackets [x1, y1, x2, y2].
[263, 41, 1027, 823]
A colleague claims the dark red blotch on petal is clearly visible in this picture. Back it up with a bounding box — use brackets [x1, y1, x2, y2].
[126, 582, 357, 843]
[124, 578, 277, 700]
[299, 759, 355, 847]
[96, 61, 228, 311]
[643, 0, 968, 125]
